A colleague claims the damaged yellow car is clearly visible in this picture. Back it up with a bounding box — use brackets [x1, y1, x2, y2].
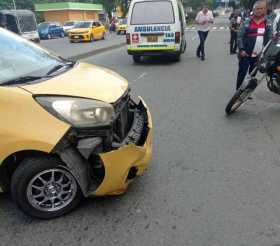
[0, 28, 152, 219]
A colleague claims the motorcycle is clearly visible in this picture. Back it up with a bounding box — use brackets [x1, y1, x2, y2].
[225, 32, 280, 116]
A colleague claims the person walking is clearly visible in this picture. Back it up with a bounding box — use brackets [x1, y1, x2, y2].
[236, 0, 273, 90]
[195, 6, 214, 61]
[229, 11, 241, 54]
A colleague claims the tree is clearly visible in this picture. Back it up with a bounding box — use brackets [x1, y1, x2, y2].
[240, 0, 256, 9]
[183, 0, 214, 10]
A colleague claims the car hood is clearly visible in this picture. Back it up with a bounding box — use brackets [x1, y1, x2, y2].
[70, 28, 90, 33]
[20, 62, 129, 103]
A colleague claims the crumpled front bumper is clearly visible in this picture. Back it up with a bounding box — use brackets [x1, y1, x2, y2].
[91, 98, 152, 196]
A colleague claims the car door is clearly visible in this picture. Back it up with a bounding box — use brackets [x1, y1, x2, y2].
[98, 22, 105, 37]
[55, 24, 61, 37]
[57, 24, 63, 37]
[92, 22, 99, 39]
[49, 25, 56, 37]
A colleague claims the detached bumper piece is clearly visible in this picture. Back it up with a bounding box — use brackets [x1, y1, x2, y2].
[53, 94, 152, 197]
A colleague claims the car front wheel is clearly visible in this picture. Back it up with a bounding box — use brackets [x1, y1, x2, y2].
[11, 156, 82, 219]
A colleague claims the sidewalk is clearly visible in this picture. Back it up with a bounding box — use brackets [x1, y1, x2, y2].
[40, 33, 126, 60]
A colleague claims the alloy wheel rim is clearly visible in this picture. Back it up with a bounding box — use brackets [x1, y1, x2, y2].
[27, 168, 77, 212]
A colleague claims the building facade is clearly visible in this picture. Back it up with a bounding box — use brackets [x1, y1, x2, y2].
[35, 2, 103, 24]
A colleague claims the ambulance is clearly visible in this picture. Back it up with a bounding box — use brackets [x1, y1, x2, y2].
[126, 0, 187, 63]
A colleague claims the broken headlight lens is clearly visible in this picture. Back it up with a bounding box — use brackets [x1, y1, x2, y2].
[35, 96, 115, 128]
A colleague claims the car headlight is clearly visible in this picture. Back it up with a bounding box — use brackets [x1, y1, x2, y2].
[35, 96, 115, 128]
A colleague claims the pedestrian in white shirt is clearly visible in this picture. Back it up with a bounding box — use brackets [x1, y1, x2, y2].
[195, 6, 214, 60]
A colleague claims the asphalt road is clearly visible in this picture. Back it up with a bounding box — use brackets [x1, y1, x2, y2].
[2, 17, 280, 246]
[40, 32, 125, 59]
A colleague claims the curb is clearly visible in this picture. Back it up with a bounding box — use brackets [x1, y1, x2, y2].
[68, 42, 126, 60]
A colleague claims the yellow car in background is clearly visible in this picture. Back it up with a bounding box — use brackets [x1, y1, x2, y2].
[116, 18, 127, 35]
[68, 20, 106, 43]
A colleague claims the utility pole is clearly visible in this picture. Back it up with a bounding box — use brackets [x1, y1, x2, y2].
[12, 0, 21, 33]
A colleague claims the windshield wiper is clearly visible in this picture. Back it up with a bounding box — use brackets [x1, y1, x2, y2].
[46, 61, 76, 76]
[1, 75, 50, 86]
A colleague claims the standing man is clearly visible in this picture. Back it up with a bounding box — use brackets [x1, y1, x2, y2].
[229, 11, 241, 54]
[236, 0, 273, 90]
[195, 6, 214, 61]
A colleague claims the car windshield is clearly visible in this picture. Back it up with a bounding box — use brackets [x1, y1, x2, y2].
[119, 19, 127, 24]
[38, 23, 50, 31]
[131, 0, 175, 25]
[0, 28, 64, 85]
[74, 22, 92, 28]
[64, 21, 74, 26]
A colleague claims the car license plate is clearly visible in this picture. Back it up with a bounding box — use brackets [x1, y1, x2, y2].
[74, 36, 79, 39]
[147, 35, 158, 42]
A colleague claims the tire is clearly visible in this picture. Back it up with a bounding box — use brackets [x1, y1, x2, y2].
[171, 54, 181, 62]
[11, 156, 82, 219]
[117, 31, 120, 35]
[133, 55, 141, 63]
[90, 34, 94, 42]
[102, 32, 105, 40]
[225, 89, 247, 116]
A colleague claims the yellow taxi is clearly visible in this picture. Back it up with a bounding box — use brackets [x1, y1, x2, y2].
[0, 28, 152, 219]
[68, 20, 106, 42]
[116, 18, 128, 35]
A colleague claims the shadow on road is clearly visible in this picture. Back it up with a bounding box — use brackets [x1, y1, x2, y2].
[134, 56, 181, 66]
[0, 179, 144, 224]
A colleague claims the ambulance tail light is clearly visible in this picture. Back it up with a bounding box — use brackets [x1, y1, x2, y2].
[175, 32, 181, 44]
[126, 33, 131, 44]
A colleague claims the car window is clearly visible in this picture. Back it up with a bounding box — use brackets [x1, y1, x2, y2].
[120, 19, 127, 24]
[64, 21, 74, 26]
[38, 23, 50, 31]
[0, 29, 62, 84]
[74, 22, 92, 28]
[131, 0, 175, 25]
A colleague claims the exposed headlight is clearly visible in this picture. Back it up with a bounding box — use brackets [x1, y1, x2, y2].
[35, 96, 115, 128]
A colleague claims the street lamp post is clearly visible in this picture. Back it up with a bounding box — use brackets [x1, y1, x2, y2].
[11, 0, 21, 33]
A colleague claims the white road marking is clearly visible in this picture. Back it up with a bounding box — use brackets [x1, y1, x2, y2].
[213, 27, 217, 30]
[134, 72, 148, 82]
